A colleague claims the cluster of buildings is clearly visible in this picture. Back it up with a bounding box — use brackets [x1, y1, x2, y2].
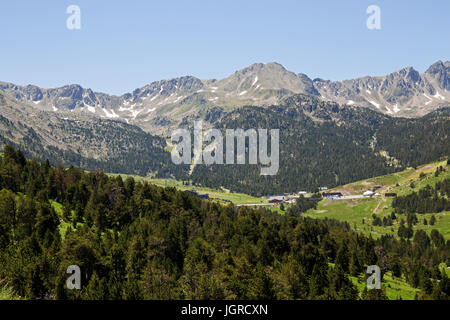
[363, 185, 382, 197]
[322, 192, 343, 199]
[268, 196, 285, 204]
[268, 190, 319, 204]
[186, 183, 396, 207]
[268, 195, 302, 204]
[266, 183, 391, 205]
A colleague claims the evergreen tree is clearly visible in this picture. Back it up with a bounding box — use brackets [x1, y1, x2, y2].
[335, 242, 350, 273]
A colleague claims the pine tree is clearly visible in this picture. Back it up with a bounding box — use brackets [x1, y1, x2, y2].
[349, 251, 362, 276]
[429, 215, 436, 226]
[335, 242, 350, 273]
[309, 263, 329, 299]
[85, 272, 109, 300]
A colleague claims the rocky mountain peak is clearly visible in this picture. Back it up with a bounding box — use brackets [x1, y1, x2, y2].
[426, 60, 446, 74]
[237, 62, 287, 75]
[388, 66, 420, 83]
[425, 60, 450, 90]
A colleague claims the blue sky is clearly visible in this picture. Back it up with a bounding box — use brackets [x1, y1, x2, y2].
[1, 0, 449, 95]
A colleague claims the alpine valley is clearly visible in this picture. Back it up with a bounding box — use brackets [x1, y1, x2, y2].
[0, 61, 449, 195]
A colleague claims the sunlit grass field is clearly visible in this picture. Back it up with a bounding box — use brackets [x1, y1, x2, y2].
[109, 174, 268, 205]
[304, 160, 450, 239]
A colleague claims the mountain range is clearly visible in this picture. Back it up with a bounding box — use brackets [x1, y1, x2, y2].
[1, 61, 449, 136]
[0, 61, 449, 195]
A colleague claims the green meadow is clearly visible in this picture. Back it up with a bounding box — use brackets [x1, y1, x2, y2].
[304, 160, 450, 239]
[109, 174, 267, 205]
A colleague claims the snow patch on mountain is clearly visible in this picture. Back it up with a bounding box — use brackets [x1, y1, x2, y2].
[434, 91, 445, 100]
[131, 109, 143, 119]
[103, 108, 119, 118]
[119, 105, 133, 112]
[369, 100, 380, 109]
[85, 105, 96, 113]
[385, 106, 393, 114]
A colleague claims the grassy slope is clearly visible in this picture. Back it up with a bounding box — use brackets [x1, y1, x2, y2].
[349, 272, 419, 300]
[50, 200, 85, 239]
[304, 160, 450, 239]
[110, 174, 267, 205]
[50, 200, 72, 238]
[328, 262, 419, 300]
[0, 285, 23, 300]
[352, 264, 450, 300]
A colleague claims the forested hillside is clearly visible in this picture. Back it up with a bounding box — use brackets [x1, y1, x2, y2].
[1, 91, 448, 196]
[0, 146, 449, 300]
[191, 95, 450, 195]
[0, 92, 188, 178]
[393, 177, 450, 215]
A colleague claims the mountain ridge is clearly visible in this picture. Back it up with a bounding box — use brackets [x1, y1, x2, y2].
[1, 60, 449, 135]
[0, 90, 187, 177]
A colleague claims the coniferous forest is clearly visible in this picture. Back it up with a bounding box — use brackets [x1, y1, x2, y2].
[1, 146, 449, 300]
[190, 96, 450, 196]
[392, 177, 450, 214]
